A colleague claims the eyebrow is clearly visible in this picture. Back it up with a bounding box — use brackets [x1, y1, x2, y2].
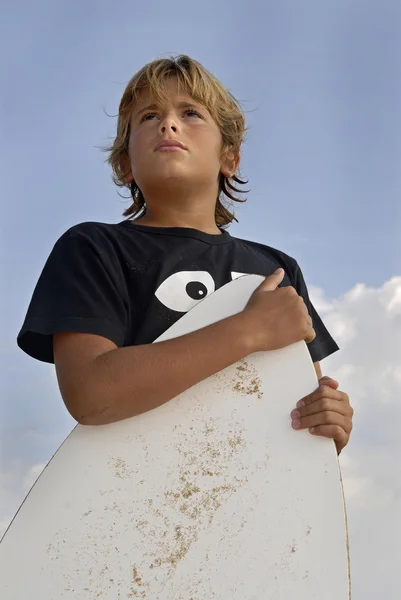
[134, 101, 204, 119]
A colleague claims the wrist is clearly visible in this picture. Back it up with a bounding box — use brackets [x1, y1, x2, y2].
[228, 311, 258, 356]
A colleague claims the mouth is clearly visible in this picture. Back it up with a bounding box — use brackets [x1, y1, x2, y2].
[155, 140, 187, 152]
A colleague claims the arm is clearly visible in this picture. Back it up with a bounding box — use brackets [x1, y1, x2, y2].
[55, 270, 316, 427]
[54, 312, 253, 426]
[22, 232, 316, 427]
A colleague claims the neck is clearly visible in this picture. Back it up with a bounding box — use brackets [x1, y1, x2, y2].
[134, 183, 222, 234]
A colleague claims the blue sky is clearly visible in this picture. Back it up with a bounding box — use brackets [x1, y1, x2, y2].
[1, 1, 400, 599]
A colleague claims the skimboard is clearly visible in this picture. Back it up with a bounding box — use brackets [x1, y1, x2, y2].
[0, 275, 350, 598]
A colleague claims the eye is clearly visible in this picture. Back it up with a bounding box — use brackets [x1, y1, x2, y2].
[155, 271, 215, 313]
[184, 108, 202, 118]
[140, 107, 202, 123]
[140, 112, 157, 122]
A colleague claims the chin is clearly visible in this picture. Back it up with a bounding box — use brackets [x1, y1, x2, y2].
[152, 164, 190, 180]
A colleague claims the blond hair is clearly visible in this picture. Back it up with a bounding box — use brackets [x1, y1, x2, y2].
[104, 54, 249, 228]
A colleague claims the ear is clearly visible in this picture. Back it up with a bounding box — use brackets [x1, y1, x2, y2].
[119, 151, 135, 184]
[220, 149, 240, 179]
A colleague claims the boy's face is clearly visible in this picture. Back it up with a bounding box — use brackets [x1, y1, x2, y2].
[124, 77, 236, 196]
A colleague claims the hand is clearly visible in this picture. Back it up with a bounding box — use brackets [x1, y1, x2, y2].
[290, 376, 354, 454]
[242, 268, 316, 353]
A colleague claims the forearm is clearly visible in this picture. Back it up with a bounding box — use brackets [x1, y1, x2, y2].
[78, 313, 252, 425]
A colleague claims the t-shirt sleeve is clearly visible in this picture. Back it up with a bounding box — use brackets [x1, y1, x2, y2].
[17, 225, 129, 364]
[291, 260, 339, 363]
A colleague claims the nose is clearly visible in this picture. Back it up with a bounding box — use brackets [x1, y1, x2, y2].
[159, 114, 178, 134]
[160, 123, 177, 134]
[160, 125, 177, 133]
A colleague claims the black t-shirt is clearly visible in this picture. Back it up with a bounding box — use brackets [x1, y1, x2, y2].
[17, 220, 339, 364]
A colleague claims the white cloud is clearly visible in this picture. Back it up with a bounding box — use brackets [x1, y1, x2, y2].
[22, 462, 46, 491]
[311, 276, 401, 600]
[1, 277, 400, 599]
[308, 285, 334, 313]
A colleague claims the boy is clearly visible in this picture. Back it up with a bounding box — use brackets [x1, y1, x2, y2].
[17, 55, 353, 454]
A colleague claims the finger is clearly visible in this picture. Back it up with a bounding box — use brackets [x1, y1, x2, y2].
[292, 408, 342, 429]
[258, 268, 285, 291]
[297, 385, 344, 407]
[301, 412, 352, 435]
[319, 376, 339, 390]
[304, 325, 316, 344]
[300, 305, 316, 344]
[293, 398, 354, 420]
[292, 410, 352, 434]
[308, 424, 349, 452]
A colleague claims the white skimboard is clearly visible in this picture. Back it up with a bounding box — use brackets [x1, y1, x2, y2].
[0, 275, 350, 598]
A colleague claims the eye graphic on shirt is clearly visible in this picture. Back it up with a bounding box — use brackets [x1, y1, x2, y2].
[231, 272, 251, 280]
[155, 271, 216, 313]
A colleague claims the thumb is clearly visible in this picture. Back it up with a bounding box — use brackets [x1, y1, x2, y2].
[319, 376, 339, 390]
[258, 268, 285, 292]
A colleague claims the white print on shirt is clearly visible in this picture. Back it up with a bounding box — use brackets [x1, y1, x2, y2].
[155, 271, 215, 312]
[231, 272, 251, 280]
[155, 271, 250, 313]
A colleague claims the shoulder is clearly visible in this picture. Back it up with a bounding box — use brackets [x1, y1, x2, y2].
[56, 220, 124, 244]
[232, 235, 301, 276]
[51, 220, 133, 260]
[40, 221, 134, 277]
